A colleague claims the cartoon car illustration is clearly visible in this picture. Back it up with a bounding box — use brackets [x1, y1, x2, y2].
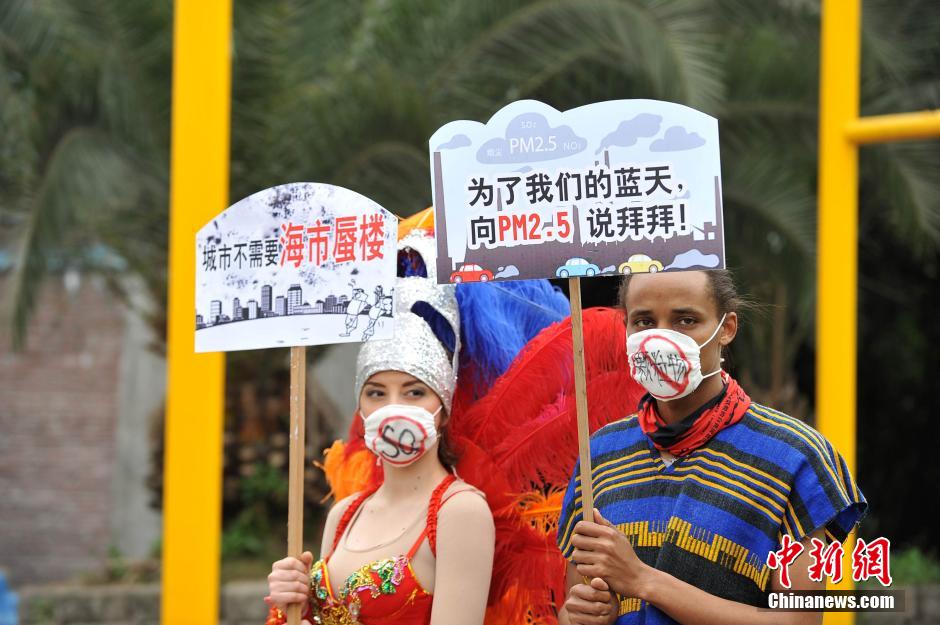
[618, 254, 664, 274]
[555, 257, 601, 278]
[450, 264, 494, 283]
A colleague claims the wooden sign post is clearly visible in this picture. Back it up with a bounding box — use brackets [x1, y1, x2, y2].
[569, 277, 594, 516]
[287, 346, 306, 625]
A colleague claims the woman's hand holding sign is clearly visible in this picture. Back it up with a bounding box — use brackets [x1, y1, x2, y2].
[265, 551, 314, 624]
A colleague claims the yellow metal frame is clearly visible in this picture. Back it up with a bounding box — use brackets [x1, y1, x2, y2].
[818, 2, 940, 624]
[163, 1, 231, 624]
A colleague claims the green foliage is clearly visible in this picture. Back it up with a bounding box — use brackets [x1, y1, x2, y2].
[6, 0, 938, 390]
[890, 547, 940, 586]
[106, 545, 129, 582]
[856, 546, 940, 587]
[77, 544, 160, 585]
[149, 537, 162, 560]
[221, 462, 288, 558]
[221, 512, 268, 559]
[240, 459, 289, 504]
[0, 0, 172, 348]
[21, 596, 55, 622]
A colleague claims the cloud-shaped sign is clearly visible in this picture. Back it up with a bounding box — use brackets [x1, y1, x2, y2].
[596, 114, 662, 154]
[476, 113, 587, 164]
[651, 126, 706, 152]
[665, 249, 720, 270]
[436, 134, 472, 150]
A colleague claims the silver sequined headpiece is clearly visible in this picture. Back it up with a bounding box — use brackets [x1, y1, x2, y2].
[355, 230, 460, 412]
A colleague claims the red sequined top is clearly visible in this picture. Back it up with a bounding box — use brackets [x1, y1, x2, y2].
[307, 474, 457, 625]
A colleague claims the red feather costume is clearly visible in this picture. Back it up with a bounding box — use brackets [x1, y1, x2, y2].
[306, 210, 645, 624]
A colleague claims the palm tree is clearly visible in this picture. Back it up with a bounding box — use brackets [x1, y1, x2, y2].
[0, 0, 173, 348]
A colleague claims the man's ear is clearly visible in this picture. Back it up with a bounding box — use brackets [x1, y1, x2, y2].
[719, 311, 738, 346]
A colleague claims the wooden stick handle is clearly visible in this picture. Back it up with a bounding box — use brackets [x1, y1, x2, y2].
[287, 346, 307, 625]
[569, 277, 594, 519]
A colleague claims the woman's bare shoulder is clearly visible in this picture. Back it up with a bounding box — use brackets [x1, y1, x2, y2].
[321, 491, 363, 547]
[325, 492, 361, 524]
[438, 479, 491, 521]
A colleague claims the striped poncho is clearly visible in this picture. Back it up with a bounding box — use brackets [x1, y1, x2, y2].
[557, 403, 867, 624]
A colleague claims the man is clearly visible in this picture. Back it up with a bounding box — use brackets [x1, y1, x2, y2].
[558, 270, 866, 625]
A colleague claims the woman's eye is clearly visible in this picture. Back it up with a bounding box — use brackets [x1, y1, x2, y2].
[677, 317, 697, 326]
[634, 318, 653, 328]
[365, 390, 384, 397]
[406, 389, 426, 397]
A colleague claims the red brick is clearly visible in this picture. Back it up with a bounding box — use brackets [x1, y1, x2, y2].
[0, 278, 126, 584]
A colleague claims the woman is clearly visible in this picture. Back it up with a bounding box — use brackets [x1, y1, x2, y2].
[557, 269, 867, 625]
[266, 274, 495, 625]
[265, 212, 574, 625]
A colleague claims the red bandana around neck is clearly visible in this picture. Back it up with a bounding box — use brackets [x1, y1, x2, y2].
[637, 372, 751, 457]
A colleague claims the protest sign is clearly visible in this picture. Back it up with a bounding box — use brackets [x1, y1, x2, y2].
[430, 99, 724, 284]
[195, 182, 398, 352]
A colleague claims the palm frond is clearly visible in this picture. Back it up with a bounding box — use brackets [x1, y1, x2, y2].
[431, 0, 723, 117]
[332, 141, 431, 216]
[722, 131, 817, 258]
[2, 128, 145, 347]
[861, 141, 940, 257]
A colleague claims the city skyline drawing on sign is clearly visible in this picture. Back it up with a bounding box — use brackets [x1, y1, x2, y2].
[196, 281, 394, 343]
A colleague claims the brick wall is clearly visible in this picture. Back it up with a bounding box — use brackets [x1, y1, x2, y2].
[0, 276, 126, 585]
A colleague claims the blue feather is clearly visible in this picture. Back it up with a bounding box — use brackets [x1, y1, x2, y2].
[398, 248, 428, 278]
[456, 280, 570, 395]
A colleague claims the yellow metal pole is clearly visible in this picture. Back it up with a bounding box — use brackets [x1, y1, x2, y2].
[846, 109, 940, 144]
[818, 1, 859, 623]
[163, 1, 231, 624]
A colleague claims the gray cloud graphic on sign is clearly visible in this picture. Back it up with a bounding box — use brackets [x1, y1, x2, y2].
[495, 265, 520, 278]
[596, 114, 662, 154]
[651, 126, 706, 152]
[436, 134, 472, 150]
[476, 113, 587, 164]
[665, 249, 720, 270]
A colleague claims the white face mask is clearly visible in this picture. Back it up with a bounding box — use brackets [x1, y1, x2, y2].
[362, 404, 441, 466]
[626, 314, 726, 402]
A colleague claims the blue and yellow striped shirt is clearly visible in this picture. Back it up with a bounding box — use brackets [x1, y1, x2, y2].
[557, 403, 867, 624]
